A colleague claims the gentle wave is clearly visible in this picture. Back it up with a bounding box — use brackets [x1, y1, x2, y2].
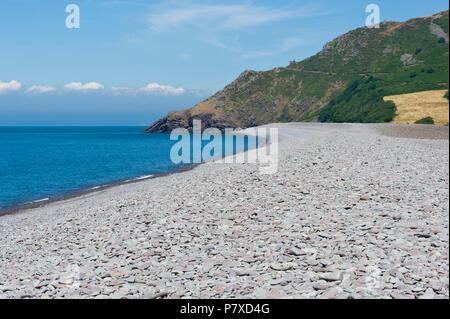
[124, 174, 154, 182]
[32, 198, 49, 203]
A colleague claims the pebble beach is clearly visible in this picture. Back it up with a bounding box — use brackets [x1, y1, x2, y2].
[0, 123, 448, 299]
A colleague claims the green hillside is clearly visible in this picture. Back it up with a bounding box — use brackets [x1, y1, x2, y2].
[318, 11, 449, 123]
[145, 10, 449, 133]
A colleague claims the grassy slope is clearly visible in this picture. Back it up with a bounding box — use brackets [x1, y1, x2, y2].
[384, 89, 449, 125]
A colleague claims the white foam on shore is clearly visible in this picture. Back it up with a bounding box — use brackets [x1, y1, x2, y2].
[124, 174, 154, 182]
[32, 198, 49, 203]
[132, 174, 154, 181]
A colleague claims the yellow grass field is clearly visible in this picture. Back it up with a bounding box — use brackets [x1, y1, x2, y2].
[384, 90, 449, 126]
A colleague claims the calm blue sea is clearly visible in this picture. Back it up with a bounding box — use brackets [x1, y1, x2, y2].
[0, 127, 256, 210]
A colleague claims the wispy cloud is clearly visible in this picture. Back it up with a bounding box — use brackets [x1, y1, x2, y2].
[26, 85, 56, 94]
[238, 36, 308, 59]
[0, 80, 21, 94]
[101, 1, 150, 7]
[147, 3, 326, 31]
[64, 82, 105, 91]
[179, 53, 192, 61]
[138, 83, 185, 95]
[280, 37, 307, 52]
[145, 2, 324, 59]
[241, 50, 274, 59]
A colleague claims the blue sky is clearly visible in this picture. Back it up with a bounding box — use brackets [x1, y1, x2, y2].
[0, 0, 448, 125]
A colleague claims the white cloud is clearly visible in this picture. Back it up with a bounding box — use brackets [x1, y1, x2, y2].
[0, 80, 21, 94]
[1, 80, 187, 96]
[64, 82, 104, 91]
[138, 83, 185, 95]
[148, 3, 326, 31]
[26, 85, 56, 94]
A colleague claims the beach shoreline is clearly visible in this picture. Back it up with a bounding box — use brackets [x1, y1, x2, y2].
[0, 123, 448, 299]
[1, 123, 447, 217]
[0, 163, 201, 218]
[0, 130, 265, 217]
